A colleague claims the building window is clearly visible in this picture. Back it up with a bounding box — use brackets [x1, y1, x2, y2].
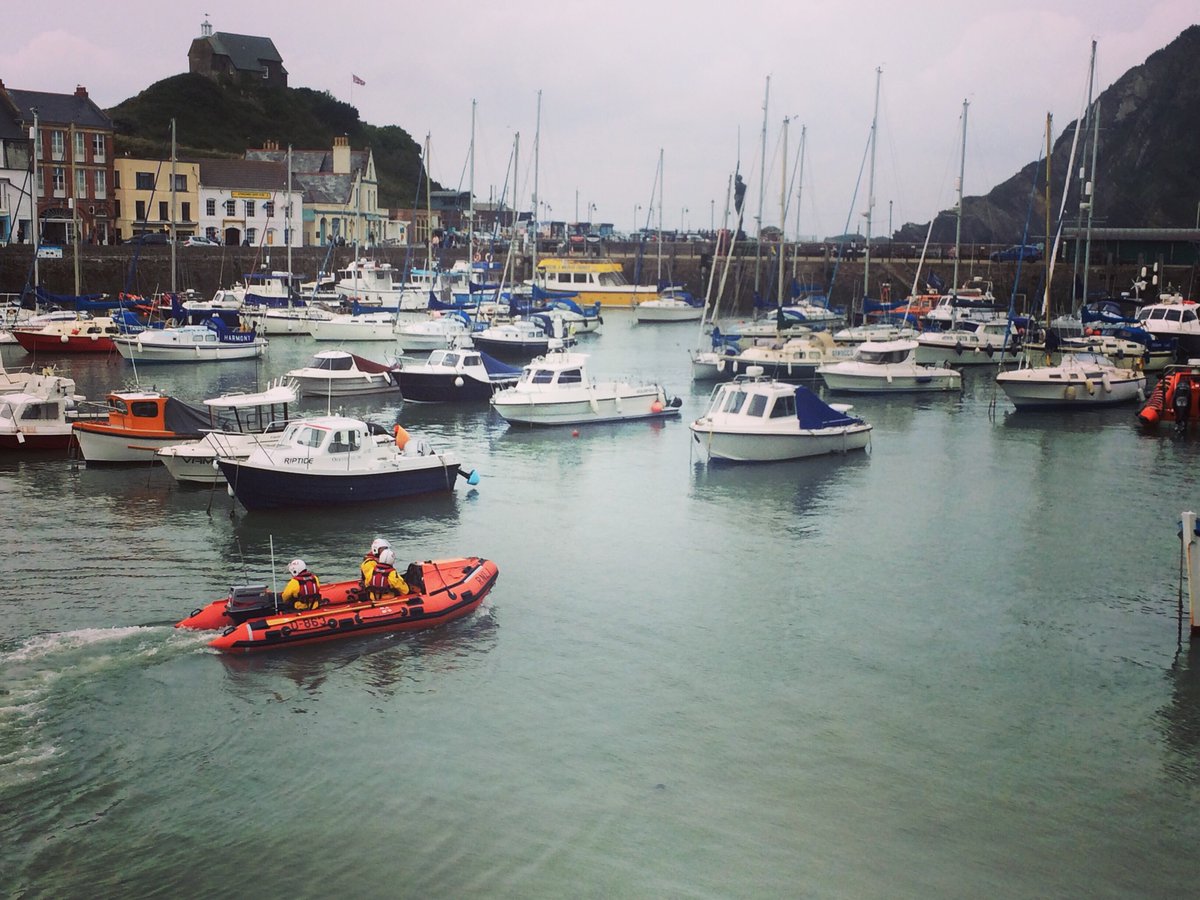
[34, 128, 42, 158]
[112, 169, 120, 189]
[264, 201, 274, 217]
[94, 170, 106, 199]
[206, 199, 216, 216]
[245, 227, 257, 245]
[159, 201, 168, 221]
[265, 228, 275, 246]
[51, 131, 64, 160]
[52, 167, 65, 197]
[74, 131, 86, 161]
[92, 133, 105, 162]
[244, 200, 255, 218]
[224, 199, 235, 216]
[135, 172, 154, 190]
[181, 201, 191, 222]
[135, 200, 146, 221]
[75, 169, 87, 199]
[173, 174, 187, 192]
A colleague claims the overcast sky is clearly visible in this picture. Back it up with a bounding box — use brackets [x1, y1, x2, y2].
[2, 2, 1195, 238]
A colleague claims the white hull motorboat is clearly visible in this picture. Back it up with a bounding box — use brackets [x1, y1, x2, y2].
[284, 350, 400, 397]
[491, 351, 681, 426]
[690, 375, 872, 462]
[995, 352, 1147, 409]
[818, 339, 962, 393]
[308, 312, 397, 342]
[113, 319, 266, 362]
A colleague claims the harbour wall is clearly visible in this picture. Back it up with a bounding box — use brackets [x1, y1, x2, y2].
[0, 242, 1179, 317]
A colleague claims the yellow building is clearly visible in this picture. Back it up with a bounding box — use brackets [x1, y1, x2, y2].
[113, 157, 201, 241]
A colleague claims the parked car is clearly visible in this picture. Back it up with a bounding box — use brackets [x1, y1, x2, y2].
[129, 232, 169, 245]
[184, 235, 219, 247]
[990, 244, 1042, 263]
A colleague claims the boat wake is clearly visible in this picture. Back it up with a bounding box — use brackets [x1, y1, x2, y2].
[0, 626, 211, 789]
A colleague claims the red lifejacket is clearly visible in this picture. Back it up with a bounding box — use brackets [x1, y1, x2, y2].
[369, 562, 395, 591]
[295, 570, 320, 598]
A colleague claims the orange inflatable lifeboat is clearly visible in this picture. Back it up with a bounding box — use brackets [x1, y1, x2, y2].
[177, 556, 499, 653]
[1138, 366, 1200, 432]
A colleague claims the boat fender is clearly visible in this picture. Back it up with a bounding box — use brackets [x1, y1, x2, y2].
[1084, 379, 1095, 395]
[394, 424, 409, 450]
[1102, 373, 1113, 393]
[454, 376, 464, 388]
[954, 342, 963, 355]
[1064, 385, 1077, 400]
[651, 400, 663, 414]
[60, 333, 69, 343]
[91, 333, 99, 341]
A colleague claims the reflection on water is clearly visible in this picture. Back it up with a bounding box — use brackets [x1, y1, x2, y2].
[691, 451, 870, 536]
[1160, 638, 1200, 786]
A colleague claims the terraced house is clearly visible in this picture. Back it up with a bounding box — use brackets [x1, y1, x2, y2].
[0, 80, 115, 245]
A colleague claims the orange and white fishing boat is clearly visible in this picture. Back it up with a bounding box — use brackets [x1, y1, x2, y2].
[71, 389, 211, 464]
[177, 556, 499, 652]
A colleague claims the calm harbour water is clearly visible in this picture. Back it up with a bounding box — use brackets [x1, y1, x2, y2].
[2, 312, 1200, 898]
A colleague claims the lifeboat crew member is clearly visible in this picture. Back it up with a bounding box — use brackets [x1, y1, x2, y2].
[360, 537, 391, 585]
[366, 548, 409, 601]
[281, 559, 322, 610]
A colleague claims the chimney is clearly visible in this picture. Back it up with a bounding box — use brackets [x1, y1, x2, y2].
[74, 85, 88, 98]
[332, 135, 350, 175]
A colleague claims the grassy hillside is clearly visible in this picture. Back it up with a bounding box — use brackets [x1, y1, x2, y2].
[106, 73, 437, 206]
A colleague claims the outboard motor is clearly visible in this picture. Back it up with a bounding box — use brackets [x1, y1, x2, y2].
[1173, 377, 1193, 436]
[225, 584, 274, 620]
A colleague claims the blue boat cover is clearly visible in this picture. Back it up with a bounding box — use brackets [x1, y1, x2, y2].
[480, 352, 523, 377]
[794, 385, 862, 429]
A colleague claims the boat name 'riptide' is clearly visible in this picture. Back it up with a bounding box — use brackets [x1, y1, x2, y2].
[283, 457, 314, 465]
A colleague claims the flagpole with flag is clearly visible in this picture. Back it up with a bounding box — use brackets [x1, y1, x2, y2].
[351, 73, 365, 106]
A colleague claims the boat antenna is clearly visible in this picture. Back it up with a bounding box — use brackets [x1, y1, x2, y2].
[269, 534, 279, 612]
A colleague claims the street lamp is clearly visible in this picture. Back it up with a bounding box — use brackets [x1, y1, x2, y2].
[634, 204, 641, 238]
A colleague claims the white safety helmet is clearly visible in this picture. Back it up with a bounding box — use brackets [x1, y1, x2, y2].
[377, 548, 396, 566]
[370, 538, 390, 556]
[288, 559, 307, 577]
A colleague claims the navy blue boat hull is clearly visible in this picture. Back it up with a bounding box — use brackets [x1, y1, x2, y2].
[393, 371, 498, 403]
[216, 460, 461, 510]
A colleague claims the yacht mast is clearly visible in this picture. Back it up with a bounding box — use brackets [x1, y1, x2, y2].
[286, 144, 293, 279]
[778, 117, 789, 309]
[952, 99, 969, 296]
[863, 67, 880, 303]
[469, 98, 476, 259]
[753, 75, 769, 296]
[656, 148, 664, 285]
[169, 117, 176, 294]
[532, 90, 541, 284]
[1072, 40, 1098, 310]
[792, 124, 806, 280]
[31, 109, 39, 294]
[424, 133, 432, 273]
[1081, 87, 1100, 309]
[1043, 113, 1053, 328]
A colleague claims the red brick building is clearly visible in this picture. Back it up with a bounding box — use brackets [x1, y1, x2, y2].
[0, 81, 116, 245]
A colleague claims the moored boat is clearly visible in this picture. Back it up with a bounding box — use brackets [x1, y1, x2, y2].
[216, 414, 477, 510]
[176, 555, 499, 652]
[995, 351, 1146, 410]
[113, 316, 267, 363]
[11, 312, 137, 354]
[391, 348, 522, 403]
[491, 350, 682, 426]
[1137, 362, 1200, 431]
[689, 373, 872, 462]
[0, 390, 104, 450]
[817, 339, 962, 393]
[72, 390, 214, 463]
[532, 257, 659, 308]
[156, 378, 299, 484]
[285, 350, 400, 397]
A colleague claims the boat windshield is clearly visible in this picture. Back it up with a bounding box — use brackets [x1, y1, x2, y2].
[313, 355, 353, 371]
[721, 389, 748, 414]
[442, 353, 461, 367]
[858, 348, 910, 364]
[746, 394, 768, 417]
[289, 424, 327, 449]
[559, 368, 583, 384]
